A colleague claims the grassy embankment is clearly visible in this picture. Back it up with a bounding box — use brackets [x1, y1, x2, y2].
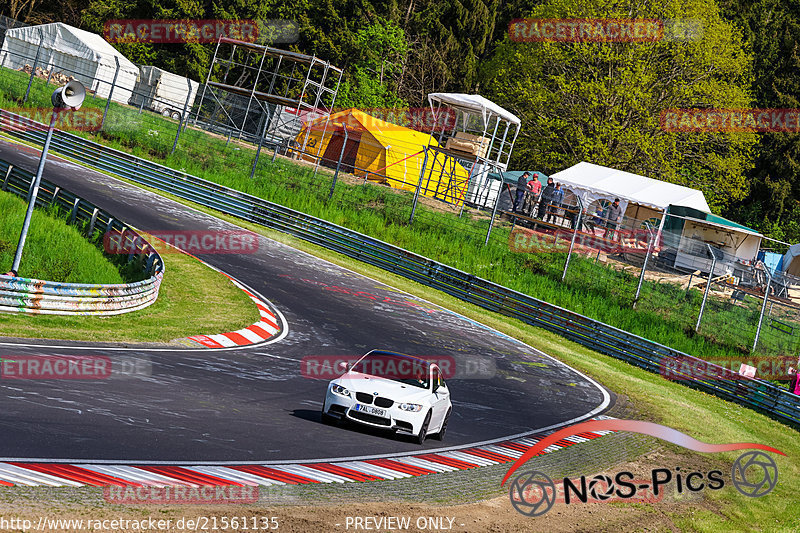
[0, 68, 796, 530]
[0, 67, 785, 362]
[0, 188, 258, 343]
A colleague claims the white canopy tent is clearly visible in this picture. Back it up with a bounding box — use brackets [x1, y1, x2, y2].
[428, 93, 521, 127]
[550, 162, 712, 218]
[1, 22, 138, 104]
[550, 162, 765, 276]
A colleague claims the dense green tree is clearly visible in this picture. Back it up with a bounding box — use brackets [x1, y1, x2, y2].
[719, 0, 800, 241]
[397, 0, 501, 105]
[335, 18, 409, 108]
[480, 0, 757, 211]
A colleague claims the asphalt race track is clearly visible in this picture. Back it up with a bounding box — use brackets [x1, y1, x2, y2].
[0, 138, 612, 463]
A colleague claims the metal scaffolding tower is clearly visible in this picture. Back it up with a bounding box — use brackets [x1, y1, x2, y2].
[193, 37, 342, 147]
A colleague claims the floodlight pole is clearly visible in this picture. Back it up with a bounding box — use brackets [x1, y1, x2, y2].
[10, 108, 59, 274]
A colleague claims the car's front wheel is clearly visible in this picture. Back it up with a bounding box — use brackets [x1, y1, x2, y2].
[432, 408, 450, 441]
[415, 411, 432, 445]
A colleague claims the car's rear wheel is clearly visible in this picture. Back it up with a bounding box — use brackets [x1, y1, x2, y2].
[432, 408, 450, 441]
[415, 411, 432, 445]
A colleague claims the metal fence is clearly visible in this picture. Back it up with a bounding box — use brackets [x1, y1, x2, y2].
[0, 29, 202, 151]
[0, 156, 164, 315]
[506, 196, 797, 360]
[0, 15, 26, 48]
[0, 34, 512, 217]
[0, 35, 797, 395]
[0, 105, 796, 427]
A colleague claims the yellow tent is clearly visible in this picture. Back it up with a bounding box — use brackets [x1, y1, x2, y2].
[295, 108, 470, 206]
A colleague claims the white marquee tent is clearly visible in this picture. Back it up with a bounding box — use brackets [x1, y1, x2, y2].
[550, 161, 712, 219]
[0, 23, 138, 104]
[551, 162, 764, 275]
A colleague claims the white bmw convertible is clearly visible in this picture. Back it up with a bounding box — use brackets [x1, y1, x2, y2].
[321, 350, 452, 444]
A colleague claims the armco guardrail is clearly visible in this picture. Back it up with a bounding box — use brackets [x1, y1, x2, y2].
[0, 158, 164, 315]
[1, 108, 798, 426]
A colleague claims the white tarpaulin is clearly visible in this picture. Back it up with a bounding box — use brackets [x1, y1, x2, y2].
[551, 161, 712, 213]
[1, 22, 138, 104]
[428, 93, 521, 126]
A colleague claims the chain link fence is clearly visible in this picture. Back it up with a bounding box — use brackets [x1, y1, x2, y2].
[0, 29, 797, 392]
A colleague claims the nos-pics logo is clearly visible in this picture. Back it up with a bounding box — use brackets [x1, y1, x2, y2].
[502, 419, 783, 517]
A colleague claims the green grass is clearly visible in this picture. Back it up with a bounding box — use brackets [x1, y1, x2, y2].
[249, 228, 799, 531]
[0, 66, 791, 368]
[0, 187, 259, 343]
[134, 204, 798, 530]
[0, 189, 123, 283]
[0, 245, 261, 343]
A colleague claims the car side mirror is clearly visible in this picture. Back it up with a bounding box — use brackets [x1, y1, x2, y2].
[337, 361, 348, 372]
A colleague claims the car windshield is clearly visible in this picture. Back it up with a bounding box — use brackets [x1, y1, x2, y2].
[350, 353, 430, 389]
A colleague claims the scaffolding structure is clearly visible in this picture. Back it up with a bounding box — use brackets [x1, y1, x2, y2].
[193, 37, 342, 146]
[423, 93, 521, 209]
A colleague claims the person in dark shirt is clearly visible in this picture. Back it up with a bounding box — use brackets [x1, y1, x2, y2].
[512, 171, 530, 213]
[544, 183, 563, 224]
[537, 178, 555, 219]
[605, 198, 623, 240]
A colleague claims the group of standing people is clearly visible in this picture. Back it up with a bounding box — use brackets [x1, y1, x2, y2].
[511, 171, 623, 238]
[511, 172, 565, 224]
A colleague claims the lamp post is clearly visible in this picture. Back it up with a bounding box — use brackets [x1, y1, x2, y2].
[10, 81, 85, 275]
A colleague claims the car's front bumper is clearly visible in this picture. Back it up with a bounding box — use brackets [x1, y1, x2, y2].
[324, 388, 424, 434]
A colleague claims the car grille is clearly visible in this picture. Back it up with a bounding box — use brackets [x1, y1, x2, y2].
[374, 397, 394, 408]
[354, 393, 394, 408]
[349, 411, 391, 426]
[355, 392, 374, 404]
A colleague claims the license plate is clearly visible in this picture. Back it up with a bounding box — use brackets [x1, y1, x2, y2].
[354, 404, 386, 417]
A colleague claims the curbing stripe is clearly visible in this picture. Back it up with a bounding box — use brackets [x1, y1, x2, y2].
[186, 268, 285, 349]
[0, 418, 617, 487]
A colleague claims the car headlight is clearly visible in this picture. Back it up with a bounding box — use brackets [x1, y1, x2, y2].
[331, 384, 351, 397]
[398, 403, 423, 412]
